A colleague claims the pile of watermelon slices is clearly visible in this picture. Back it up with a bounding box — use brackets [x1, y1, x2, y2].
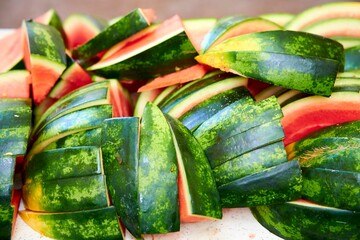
[1, 1, 360, 240]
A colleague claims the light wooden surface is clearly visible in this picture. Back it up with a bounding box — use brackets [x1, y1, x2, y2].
[0, 0, 350, 28]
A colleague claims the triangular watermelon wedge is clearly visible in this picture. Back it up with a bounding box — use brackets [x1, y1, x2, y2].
[22, 21, 67, 105]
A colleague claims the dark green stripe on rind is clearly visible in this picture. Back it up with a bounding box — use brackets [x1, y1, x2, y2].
[0, 98, 32, 111]
[20, 206, 123, 240]
[0, 108, 32, 129]
[43, 127, 102, 150]
[138, 102, 179, 234]
[0, 183, 12, 204]
[196, 51, 339, 96]
[205, 119, 284, 168]
[101, 117, 141, 238]
[32, 80, 111, 134]
[0, 155, 16, 186]
[0, 127, 32, 156]
[24, 146, 102, 184]
[302, 168, 360, 211]
[194, 96, 283, 150]
[89, 32, 198, 80]
[28, 104, 113, 159]
[179, 87, 252, 131]
[212, 141, 288, 186]
[205, 30, 344, 68]
[32, 86, 109, 136]
[251, 200, 360, 240]
[166, 114, 222, 220]
[24, 21, 66, 65]
[218, 160, 302, 207]
[344, 44, 360, 72]
[23, 175, 109, 212]
[0, 203, 13, 240]
[72, 8, 152, 61]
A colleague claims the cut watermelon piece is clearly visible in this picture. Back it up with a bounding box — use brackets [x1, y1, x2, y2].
[183, 18, 217, 52]
[88, 15, 198, 80]
[0, 29, 23, 73]
[166, 115, 222, 222]
[200, 16, 282, 53]
[282, 92, 360, 146]
[0, 70, 31, 98]
[22, 21, 67, 105]
[63, 13, 108, 50]
[49, 58, 93, 99]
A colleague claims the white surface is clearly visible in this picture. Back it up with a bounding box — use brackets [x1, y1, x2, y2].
[12, 204, 283, 240]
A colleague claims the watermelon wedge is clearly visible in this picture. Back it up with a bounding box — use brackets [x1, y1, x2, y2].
[22, 21, 67, 105]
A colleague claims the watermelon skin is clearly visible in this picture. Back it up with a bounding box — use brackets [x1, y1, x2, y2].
[0, 99, 32, 156]
[0, 99, 32, 239]
[205, 119, 285, 168]
[158, 71, 235, 112]
[218, 160, 302, 208]
[43, 128, 102, 151]
[286, 120, 360, 159]
[138, 102, 180, 234]
[302, 168, 359, 212]
[0, 156, 17, 240]
[88, 15, 198, 80]
[284, 120, 360, 211]
[22, 174, 109, 212]
[344, 45, 360, 72]
[199, 30, 345, 68]
[33, 80, 110, 127]
[196, 51, 340, 97]
[34, 8, 67, 45]
[19, 206, 123, 240]
[72, 8, 155, 61]
[24, 146, 102, 184]
[27, 104, 113, 161]
[101, 117, 141, 238]
[32, 84, 110, 138]
[22, 21, 67, 105]
[251, 200, 360, 240]
[63, 13, 108, 50]
[165, 76, 248, 119]
[166, 114, 222, 222]
[196, 30, 344, 96]
[200, 15, 282, 53]
[178, 87, 251, 131]
[194, 96, 283, 153]
[212, 141, 288, 186]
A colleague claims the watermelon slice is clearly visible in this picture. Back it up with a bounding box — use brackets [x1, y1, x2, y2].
[22, 21, 67, 105]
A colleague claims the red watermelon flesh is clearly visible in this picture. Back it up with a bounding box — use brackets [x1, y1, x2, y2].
[0, 29, 23, 74]
[0, 70, 31, 98]
[282, 92, 360, 146]
[49, 61, 93, 99]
